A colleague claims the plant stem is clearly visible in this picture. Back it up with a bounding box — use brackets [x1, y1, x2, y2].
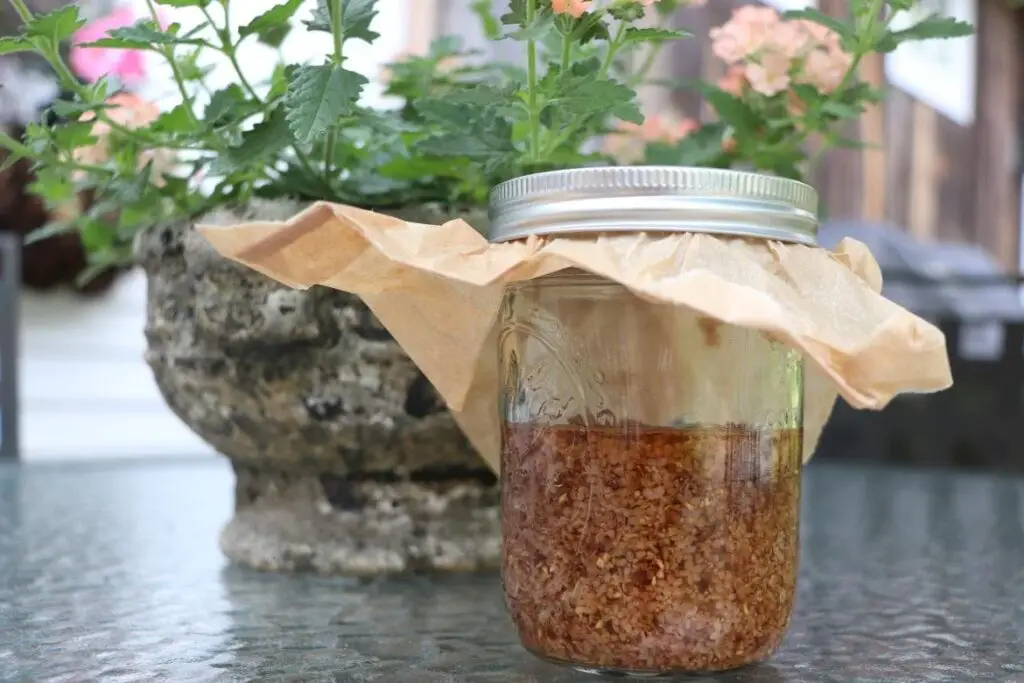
[526, 0, 540, 161]
[7, 0, 31, 23]
[201, 4, 260, 101]
[808, 0, 887, 173]
[560, 28, 572, 73]
[0, 130, 33, 158]
[630, 42, 663, 88]
[325, 0, 345, 177]
[324, 129, 338, 178]
[144, 0, 200, 128]
[600, 23, 626, 78]
[330, 0, 345, 64]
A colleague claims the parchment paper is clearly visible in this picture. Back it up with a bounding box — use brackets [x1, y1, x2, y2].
[199, 202, 952, 470]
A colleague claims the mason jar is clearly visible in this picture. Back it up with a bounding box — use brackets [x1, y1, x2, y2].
[491, 167, 814, 676]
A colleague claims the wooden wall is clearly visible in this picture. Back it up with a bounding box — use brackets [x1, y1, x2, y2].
[663, 0, 1024, 270]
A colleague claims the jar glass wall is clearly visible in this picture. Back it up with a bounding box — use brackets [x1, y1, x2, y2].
[499, 270, 804, 676]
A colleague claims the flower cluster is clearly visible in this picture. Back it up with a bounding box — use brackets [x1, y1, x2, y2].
[710, 5, 853, 97]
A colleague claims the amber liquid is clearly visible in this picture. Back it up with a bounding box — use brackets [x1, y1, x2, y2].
[501, 423, 801, 674]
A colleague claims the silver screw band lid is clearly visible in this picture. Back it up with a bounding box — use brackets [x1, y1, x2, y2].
[488, 166, 819, 245]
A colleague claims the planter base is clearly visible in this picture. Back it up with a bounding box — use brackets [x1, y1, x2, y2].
[221, 467, 501, 574]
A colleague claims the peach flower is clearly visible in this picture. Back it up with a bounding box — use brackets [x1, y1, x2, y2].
[797, 45, 853, 93]
[745, 50, 792, 97]
[709, 5, 780, 64]
[796, 19, 842, 53]
[718, 65, 747, 97]
[709, 6, 853, 97]
[552, 0, 591, 18]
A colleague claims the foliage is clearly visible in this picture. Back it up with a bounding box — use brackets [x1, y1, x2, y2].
[0, 0, 975, 280]
[0, 0, 688, 278]
[640, 0, 973, 182]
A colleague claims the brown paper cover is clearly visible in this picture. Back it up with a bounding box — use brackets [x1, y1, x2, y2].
[199, 202, 952, 470]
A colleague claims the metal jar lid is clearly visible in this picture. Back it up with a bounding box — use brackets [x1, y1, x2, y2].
[488, 166, 819, 245]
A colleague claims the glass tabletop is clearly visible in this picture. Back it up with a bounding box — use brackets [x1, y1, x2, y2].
[0, 459, 1021, 682]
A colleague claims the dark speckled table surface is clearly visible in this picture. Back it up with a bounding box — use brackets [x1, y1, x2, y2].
[0, 459, 1022, 683]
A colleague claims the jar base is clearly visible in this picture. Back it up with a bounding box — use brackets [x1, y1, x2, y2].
[526, 646, 766, 679]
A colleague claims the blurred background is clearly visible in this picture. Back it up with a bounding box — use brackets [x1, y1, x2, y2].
[0, 0, 1020, 469]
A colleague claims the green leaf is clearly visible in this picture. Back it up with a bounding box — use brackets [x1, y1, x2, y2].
[820, 100, 863, 119]
[570, 12, 610, 44]
[471, 0, 502, 40]
[25, 220, 76, 246]
[885, 0, 915, 12]
[285, 64, 366, 144]
[213, 109, 292, 174]
[622, 27, 689, 44]
[376, 154, 469, 180]
[307, 0, 380, 42]
[239, 0, 303, 48]
[80, 217, 116, 252]
[439, 84, 524, 118]
[832, 136, 874, 150]
[875, 15, 974, 52]
[542, 63, 643, 125]
[507, 12, 554, 41]
[269, 64, 296, 102]
[644, 123, 728, 167]
[45, 98, 91, 119]
[653, 0, 684, 16]
[416, 131, 509, 159]
[415, 99, 474, 127]
[500, 0, 527, 27]
[205, 84, 252, 125]
[0, 131, 30, 170]
[698, 83, 760, 135]
[607, 1, 644, 22]
[414, 97, 515, 161]
[150, 103, 196, 134]
[28, 165, 76, 206]
[51, 121, 99, 151]
[0, 37, 32, 55]
[25, 6, 85, 44]
[176, 47, 213, 81]
[97, 22, 206, 48]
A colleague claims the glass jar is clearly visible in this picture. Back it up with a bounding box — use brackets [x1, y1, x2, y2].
[490, 167, 815, 676]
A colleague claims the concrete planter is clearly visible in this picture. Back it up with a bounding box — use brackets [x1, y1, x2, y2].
[136, 199, 499, 574]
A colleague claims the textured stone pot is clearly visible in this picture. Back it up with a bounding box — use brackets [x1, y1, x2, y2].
[136, 199, 499, 574]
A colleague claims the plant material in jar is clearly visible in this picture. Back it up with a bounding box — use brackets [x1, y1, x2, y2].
[502, 422, 803, 673]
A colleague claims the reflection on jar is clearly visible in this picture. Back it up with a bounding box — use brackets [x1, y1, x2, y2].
[499, 270, 804, 676]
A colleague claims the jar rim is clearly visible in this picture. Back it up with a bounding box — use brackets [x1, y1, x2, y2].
[488, 166, 819, 246]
